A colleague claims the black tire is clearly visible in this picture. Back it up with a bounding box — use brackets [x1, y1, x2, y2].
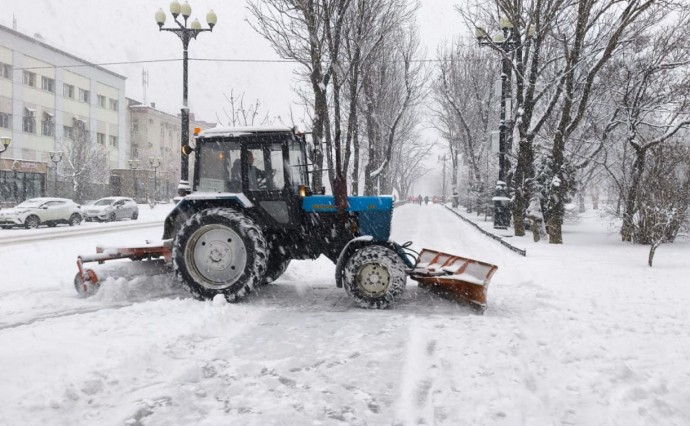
[131, 211, 138, 220]
[69, 214, 82, 226]
[25, 215, 40, 229]
[1, 225, 11, 229]
[341, 244, 406, 309]
[108, 212, 116, 222]
[262, 250, 291, 285]
[173, 208, 268, 302]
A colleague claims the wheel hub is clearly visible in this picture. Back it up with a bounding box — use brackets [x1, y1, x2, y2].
[356, 263, 391, 297]
[187, 225, 246, 287]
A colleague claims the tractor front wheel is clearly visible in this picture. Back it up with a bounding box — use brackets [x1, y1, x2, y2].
[341, 244, 406, 309]
[173, 208, 268, 302]
[262, 251, 291, 285]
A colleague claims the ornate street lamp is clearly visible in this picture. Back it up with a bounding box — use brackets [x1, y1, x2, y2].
[49, 150, 63, 197]
[0, 136, 10, 157]
[155, 1, 217, 197]
[476, 17, 532, 229]
[128, 158, 140, 200]
[149, 157, 161, 202]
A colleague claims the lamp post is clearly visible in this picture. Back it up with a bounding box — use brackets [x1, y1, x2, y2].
[476, 17, 526, 229]
[149, 157, 161, 202]
[0, 136, 10, 158]
[155, 1, 217, 197]
[438, 154, 448, 204]
[128, 158, 139, 200]
[49, 150, 63, 197]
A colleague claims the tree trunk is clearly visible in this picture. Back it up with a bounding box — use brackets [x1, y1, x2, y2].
[621, 148, 646, 242]
[648, 242, 659, 267]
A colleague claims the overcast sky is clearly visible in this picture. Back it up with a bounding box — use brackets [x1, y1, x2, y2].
[1, 0, 464, 125]
[2, 0, 465, 194]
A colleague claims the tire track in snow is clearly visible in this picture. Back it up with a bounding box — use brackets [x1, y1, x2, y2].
[0, 292, 184, 331]
[394, 320, 441, 424]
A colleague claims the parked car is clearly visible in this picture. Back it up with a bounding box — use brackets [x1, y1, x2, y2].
[84, 197, 139, 222]
[0, 197, 84, 229]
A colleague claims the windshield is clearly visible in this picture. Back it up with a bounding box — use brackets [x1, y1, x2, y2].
[16, 199, 43, 208]
[94, 199, 115, 206]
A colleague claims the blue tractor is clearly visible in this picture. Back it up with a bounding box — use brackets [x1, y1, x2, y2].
[76, 127, 498, 310]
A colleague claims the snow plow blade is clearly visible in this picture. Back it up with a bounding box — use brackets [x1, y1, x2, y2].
[407, 249, 498, 313]
[74, 240, 172, 297]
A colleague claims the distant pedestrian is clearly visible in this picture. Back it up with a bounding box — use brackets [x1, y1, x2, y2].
[417, 194, 423, 205]
[424, 196, 429, 205]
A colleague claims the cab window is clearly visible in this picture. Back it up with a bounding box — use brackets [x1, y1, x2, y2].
[197, 141, 240, 192]
[288, 142, 308, 192]
[247, 144, 284, 191]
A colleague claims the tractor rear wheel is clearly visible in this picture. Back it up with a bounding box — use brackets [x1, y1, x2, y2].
[173, 208, 268, 302]
[341, 244, 406, 309]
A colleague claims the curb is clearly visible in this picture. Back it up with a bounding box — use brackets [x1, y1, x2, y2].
[443, 205, 527, 257]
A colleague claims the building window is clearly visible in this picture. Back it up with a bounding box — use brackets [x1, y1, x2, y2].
[63, 125, 73, 139]
[160, 123, 164, 136]
[23, 71, 36, 87]
[79, 88, 90, 103]
[109, 98, 118, 110]
[97, 95, 106, 108]
[41, 112, 54, 136]
[132, 119, 139, 132]
[109, 135, 118, 148]
[23, 108, 36, 133]
[0, 112, 10, 129]
[97, 132, 105, 145]
[0, 62, 10, 79]
[41, 76, 55, 93]
[63, 84, 74, 98]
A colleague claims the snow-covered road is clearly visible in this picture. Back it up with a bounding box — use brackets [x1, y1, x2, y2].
[1, 203, 689, 425]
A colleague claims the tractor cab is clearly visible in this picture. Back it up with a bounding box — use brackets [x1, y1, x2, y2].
[189, 126, 313, 229]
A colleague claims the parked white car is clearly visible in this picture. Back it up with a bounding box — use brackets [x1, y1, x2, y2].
[0, 197, 84, 229]
[84, 197, 139, 222]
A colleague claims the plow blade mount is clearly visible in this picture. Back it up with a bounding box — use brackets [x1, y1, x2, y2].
[407, 248, 498, 312]
[75, 240, 172, 297]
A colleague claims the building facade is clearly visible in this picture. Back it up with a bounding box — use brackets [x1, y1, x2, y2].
[109, 101, 215, 203]
[0, 23, 127, 206]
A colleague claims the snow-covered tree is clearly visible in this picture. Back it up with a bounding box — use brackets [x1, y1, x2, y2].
[60, 118, 109, 203]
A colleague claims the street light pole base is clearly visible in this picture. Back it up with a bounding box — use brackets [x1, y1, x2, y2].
[492, 180, 511, 230]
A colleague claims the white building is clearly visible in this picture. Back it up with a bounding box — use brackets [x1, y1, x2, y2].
[0, 23, 126, 205]
[111, 100, 215, 202]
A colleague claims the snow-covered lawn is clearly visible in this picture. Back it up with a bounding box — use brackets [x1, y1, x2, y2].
[1, 203, 688, 425]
